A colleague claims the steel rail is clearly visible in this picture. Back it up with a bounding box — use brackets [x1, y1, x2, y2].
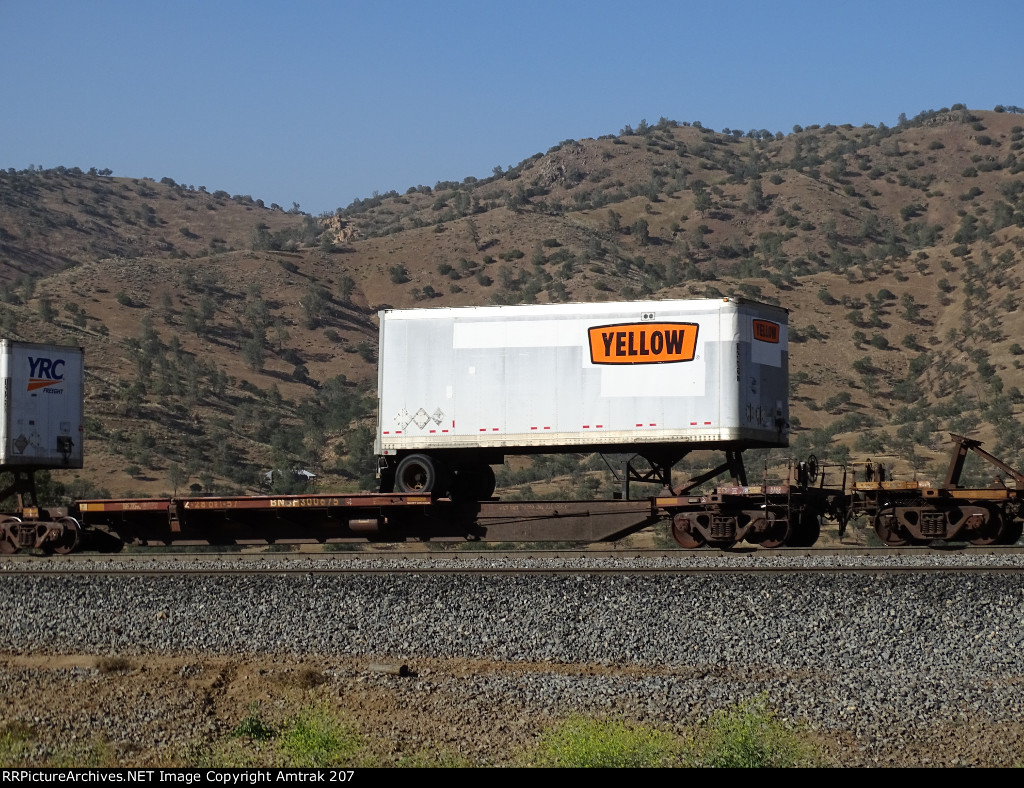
[5, 545, 1024, 562]
[4, 563, 1024, 577]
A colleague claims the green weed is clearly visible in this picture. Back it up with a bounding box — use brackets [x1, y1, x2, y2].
[278, 704, 362, 768]
[0, 723, 34, 766]
[529, 715, 683, 768]
[526, 697, 823, 769]
[185, 701, 363, 768]
[694, 696, 822, 768]
[231, 704, 275, 742]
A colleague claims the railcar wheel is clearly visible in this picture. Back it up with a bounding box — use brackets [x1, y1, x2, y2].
[969, 511, 1005, 546]
[789, 511, 821, 547]
[0, 517, 21, 554]
[52, 517, 82, 555]
[758, 516, 791, 549]
[671, 513, 705, 549]
[998, 519, 1024, 545]
[395, 454, 449, 495]
[874, 511, 908, 546]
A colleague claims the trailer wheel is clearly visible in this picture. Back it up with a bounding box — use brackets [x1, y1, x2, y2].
[395, 454, 448, 495]
[473, 465, 496, 499]
[452, 465, 496, 502]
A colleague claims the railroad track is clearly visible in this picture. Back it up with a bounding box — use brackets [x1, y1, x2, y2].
[4, 545, 1024, 575]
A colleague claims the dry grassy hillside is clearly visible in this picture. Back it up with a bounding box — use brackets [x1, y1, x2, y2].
[2, 104, 1023, 500]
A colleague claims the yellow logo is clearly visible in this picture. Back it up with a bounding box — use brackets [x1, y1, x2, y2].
[588, 322, 698, 364]
[752, 319, 780, 343]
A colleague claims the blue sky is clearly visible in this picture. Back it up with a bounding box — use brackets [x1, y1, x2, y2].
[2, 1, 1021, 216]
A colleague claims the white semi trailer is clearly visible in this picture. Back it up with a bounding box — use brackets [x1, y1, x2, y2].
[375, 298, 789, 499]
[0, 340, 85, 553]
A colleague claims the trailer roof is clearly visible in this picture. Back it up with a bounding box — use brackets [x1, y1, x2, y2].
[378, 298, 788, 322]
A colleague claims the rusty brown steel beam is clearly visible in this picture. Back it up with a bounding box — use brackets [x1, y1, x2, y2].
[468, 500, 660, 542]
[74, 493, 663, 546]
[945, 434, 1024, 488]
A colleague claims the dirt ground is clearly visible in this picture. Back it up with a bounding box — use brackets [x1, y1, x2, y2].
[2, 649, 1021, 768]
[0, 652, 610, 767]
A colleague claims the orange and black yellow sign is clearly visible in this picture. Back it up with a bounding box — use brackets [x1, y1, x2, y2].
[588, 322, 699, 365]
[752, 319, 780, 343]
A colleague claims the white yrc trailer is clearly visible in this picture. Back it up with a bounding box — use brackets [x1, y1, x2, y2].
[0, 340, 84, 469]
[0, 340, 86, 553]
[375, 298, 789, 498]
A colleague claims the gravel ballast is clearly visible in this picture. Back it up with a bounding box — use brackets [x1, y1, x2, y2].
[2, 552, 1024, 766]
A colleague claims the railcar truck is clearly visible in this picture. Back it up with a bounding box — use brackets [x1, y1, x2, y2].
[375, 298, 790, 502]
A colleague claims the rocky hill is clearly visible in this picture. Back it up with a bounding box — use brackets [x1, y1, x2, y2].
[2, 104, 1024, 500]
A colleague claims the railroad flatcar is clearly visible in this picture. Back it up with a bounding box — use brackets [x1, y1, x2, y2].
[2, 301, 1023, 553]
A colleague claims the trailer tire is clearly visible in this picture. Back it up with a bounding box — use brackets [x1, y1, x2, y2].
[395, 454, 448, 496]
[474, 465, 497, 499]
[453, 465, 496, 502]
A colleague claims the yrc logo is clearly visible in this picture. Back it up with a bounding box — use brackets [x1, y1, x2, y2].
[28, 356, 66, 392]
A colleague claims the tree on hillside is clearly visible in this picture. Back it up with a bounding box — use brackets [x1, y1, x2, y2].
[249, 222, 271, 251]
[466, 218, 481, 251]
[389, 264, 409, 284]
[746, 179, 765, 212]
[300, 283, 330, 329]
[37, 297, 56, 323]
[337, 274, 356, 303]
[693, 187, 711, 218]
[242, 335, 266, 372]
[167, 463, 187, 496]
[632, 219, 650, 246]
